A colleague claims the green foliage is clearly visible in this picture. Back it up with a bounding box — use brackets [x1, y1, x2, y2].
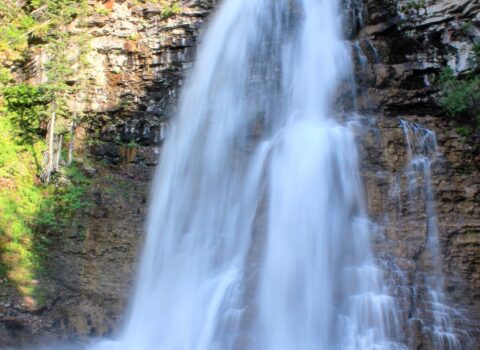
[0, 0, 88, 64]
[473, 43, 480, 65]
[438, 46, 480, 136]
[36, 162, 91, 230]
[0, 67, 11, 87]
[0, 0, 91, 301]
[161, 1, 181, 19]
[439, 68, 480, 117]
[455, 126, 473, 137]
[0, 13, 36, 61]
[132, 0, 182, 18]
[0, 111, 92, 298]
[128, 32, 141, 41]
[95, 7, 112, 16]
[3, 84, 52, 139]
[461, 21, 473, 33]
[127, 139, 139, 148]
[26, 0, 89, 25]
[0, 112, 45, 296]
[400, 0, 427, 15]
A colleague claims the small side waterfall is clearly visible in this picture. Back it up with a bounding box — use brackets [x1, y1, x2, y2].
[90, 0, 407, 349]
[400, 120, 469, 349]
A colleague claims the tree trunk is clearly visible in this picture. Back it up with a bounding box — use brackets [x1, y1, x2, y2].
[54, 133, 63, 172]
[48, 108, 56, 171]
[68, 120, 75, 165]
[42, 105, 56, 183]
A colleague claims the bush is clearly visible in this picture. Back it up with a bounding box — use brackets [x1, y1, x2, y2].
[2, 84, 52, 138]
[161, 1, 181, 19]
[438, 44, 480, 135]
[439, 68, 480, 119]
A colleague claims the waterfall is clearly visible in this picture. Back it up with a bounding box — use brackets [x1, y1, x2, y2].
[90, 0, 405, 349]
[400, 121, 470, 349]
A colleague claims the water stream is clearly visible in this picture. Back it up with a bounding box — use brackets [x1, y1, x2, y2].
[400, 121, 469, 349]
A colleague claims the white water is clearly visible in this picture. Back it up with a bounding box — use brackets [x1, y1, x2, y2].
[91, 0, 405, 349]
[400, 121, 469, 349]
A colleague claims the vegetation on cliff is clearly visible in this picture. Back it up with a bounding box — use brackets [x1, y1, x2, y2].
[0, 0, 91, 304]
[0, 0, 183, 304]
[439, 44, 480, 137]
[0, 107, 91, 300]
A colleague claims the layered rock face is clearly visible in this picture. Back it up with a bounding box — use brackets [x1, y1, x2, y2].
[354, 0, 480, 347]
[0, 0, 478, 348]
[83, 0, 217, 165]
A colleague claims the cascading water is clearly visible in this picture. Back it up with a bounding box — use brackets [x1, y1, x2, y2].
[400, 121, 470, 349]
[90, 0, 406, 349]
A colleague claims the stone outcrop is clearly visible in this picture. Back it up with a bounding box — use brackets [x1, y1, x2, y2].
[357, 0, 479, 115]
[80, 0, 216, 165]
[0, 0, 479, 348]
[84, 1, 213, 140]
[355, 0, 480, 346]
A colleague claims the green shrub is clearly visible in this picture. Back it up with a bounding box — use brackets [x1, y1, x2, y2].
[439, 68, 480, 118]
[438, 45, 480, 135]
[161, 1, 181, 19]
[473, 43, 480, 65]
[3, 84, 52, 138]
[95, 6, 111, 16]
[400, 0, 426, 15]
[455, 126, 473, 137]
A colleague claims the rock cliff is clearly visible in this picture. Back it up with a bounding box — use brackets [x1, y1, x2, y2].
[357, 0, 480, 347]
[0, 0, 478, 348]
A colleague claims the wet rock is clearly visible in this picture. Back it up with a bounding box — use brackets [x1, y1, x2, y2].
[2, 318, 25, 331]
